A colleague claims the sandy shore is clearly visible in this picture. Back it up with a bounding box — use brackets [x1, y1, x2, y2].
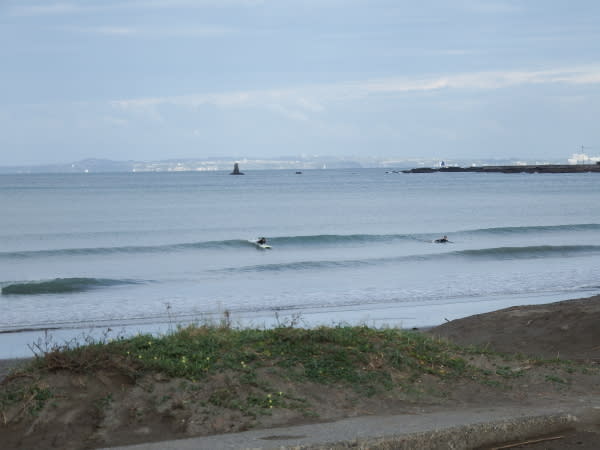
[2, 294, 599, 450]
[2, 293, 599, 381]
[428, 294, 600, 362]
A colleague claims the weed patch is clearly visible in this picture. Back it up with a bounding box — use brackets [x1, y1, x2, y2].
[3, 323, 597, 432]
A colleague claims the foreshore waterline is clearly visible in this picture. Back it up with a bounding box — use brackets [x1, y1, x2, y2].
[1, 290, 594, 360]
[2, 292, 599, 386]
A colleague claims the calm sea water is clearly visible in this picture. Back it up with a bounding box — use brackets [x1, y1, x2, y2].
[1, 169, 600, 357]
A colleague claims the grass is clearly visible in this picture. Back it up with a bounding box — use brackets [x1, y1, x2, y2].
[0, 376, 52, 421]
[1, 323, 593, 421]
[545, 374, 568, 384]
[30, 325, 476, 388]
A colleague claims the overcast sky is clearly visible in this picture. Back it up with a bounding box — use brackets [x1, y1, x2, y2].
[1, 0, 600, 165]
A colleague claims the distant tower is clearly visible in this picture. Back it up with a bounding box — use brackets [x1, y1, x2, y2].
[230, 162, 244, 175]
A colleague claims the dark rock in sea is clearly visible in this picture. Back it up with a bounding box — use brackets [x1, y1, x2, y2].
[402, 167, 437, 173]
[230, 163, 244, 175]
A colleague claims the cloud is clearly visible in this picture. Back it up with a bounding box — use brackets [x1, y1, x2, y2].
[109, 65, 600, 120]
[138, 0, 265, 7]
[58, 25, 235, 37]
[266, 104, 309, 122]
[433, 49, 478, 56]
[9, 0, 264, 16]
[103, 116, 129, 127]
[150, 26, 236, 37]
[9, 2, 84, 16]
[9, 2, 100, 16]
[446, 67, 600, 89]
[459, 0, 522, 14]
[60, 26, 137, 36]
[110, 89, 321, 123]
[355, 66, 600, 94]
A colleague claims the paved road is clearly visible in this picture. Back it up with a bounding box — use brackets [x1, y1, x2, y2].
[102, 400, 600, 450]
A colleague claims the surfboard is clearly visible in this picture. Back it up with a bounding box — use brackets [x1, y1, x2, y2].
[250, 240, 272, 249]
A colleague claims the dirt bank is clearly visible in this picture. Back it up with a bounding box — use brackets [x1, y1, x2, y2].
[428, 295, 600, 362]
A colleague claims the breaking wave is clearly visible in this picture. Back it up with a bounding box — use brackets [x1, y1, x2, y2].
[219, 244, 600, 274]
[1, 278, 138, 295]
[1, 223, 598, 259]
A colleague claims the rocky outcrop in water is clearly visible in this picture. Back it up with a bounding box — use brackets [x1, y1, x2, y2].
[230, 163, 244, 175]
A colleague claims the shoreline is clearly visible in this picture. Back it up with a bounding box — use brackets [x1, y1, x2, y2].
[2, 294, 599, 449]
[0, 289, 591, 360]
[2, 293, 599, 382]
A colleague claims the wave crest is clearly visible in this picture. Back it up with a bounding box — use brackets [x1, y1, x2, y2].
[1, 278, 137, 295]
[218, 244, 600, 274]
[1, 223, 597, 259]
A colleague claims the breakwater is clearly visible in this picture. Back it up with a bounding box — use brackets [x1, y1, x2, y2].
[402, 164, 600, 174]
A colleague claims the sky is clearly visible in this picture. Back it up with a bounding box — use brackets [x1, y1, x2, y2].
[1, 0, 600, 166]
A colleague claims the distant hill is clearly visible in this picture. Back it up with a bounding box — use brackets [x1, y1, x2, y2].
[0, 156, 568, 174]
[0, 159, 135, 174]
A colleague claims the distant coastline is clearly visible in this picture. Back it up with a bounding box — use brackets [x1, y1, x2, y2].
[0, 156, 584, 174]
[402, 163, 600, 174]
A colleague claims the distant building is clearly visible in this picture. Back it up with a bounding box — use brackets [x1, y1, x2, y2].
[568, 153, 600, 165]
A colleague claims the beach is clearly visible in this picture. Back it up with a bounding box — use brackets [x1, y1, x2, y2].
[1, 294, 599, 449]
[428, 294, 600, 361]
[3, 294, 599, 378]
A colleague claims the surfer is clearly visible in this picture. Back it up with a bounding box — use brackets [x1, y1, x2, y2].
[434, 235, 449, 243]
[257, 237, 267, 245]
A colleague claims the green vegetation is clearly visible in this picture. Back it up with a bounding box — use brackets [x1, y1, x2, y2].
[0, 377, 52, 419]
[495, 366, 525, 379]
[2, 323, 593, 423]
[30, 325, 474, 388]
[545, 374, 567, 384]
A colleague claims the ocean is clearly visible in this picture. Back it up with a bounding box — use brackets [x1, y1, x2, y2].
[1, 169, 599, 358]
